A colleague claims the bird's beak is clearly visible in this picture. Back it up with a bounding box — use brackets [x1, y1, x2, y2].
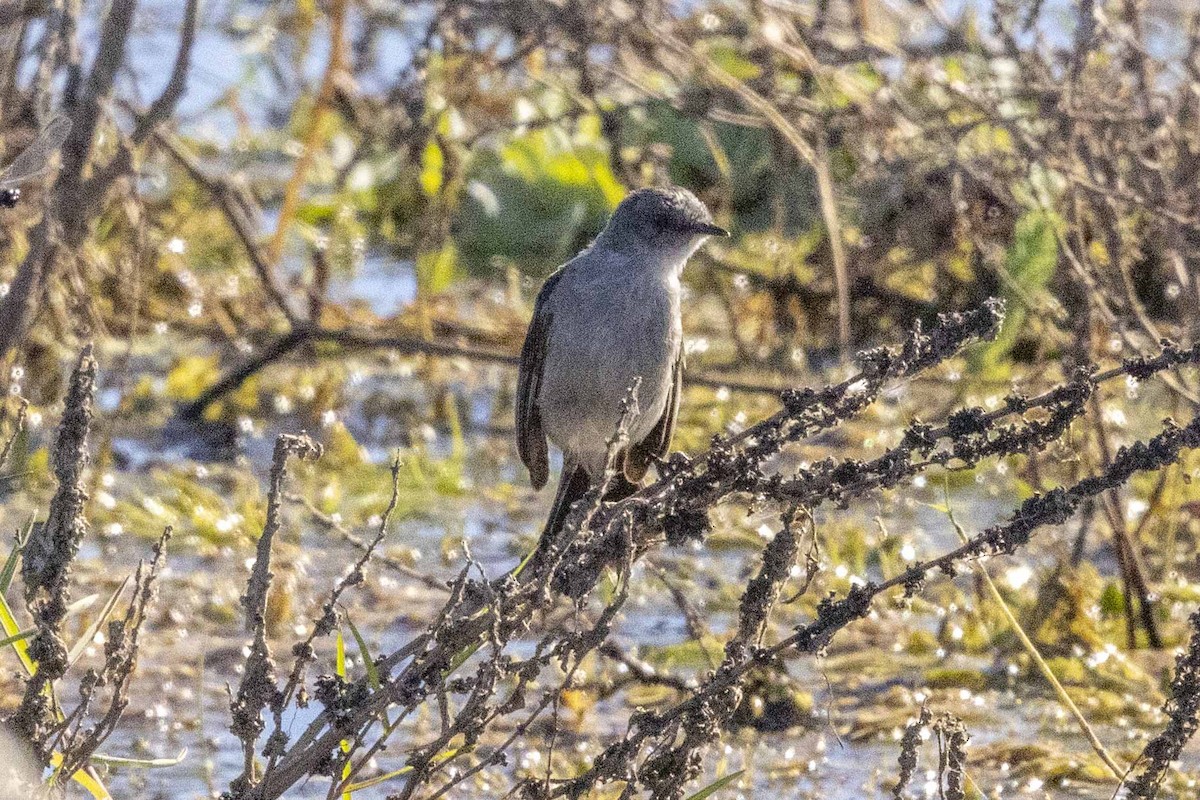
[693, 222, 730, 237]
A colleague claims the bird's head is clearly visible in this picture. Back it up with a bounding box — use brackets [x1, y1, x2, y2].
[604, 186, 728, 254]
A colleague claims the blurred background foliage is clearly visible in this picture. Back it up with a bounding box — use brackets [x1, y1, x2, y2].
[1, 0, 1196, 403]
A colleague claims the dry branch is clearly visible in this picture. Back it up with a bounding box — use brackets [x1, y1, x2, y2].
[1123, 611, 1200, 798]
[13, 344, 95, 752]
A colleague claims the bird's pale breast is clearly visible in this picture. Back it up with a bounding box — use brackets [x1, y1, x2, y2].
[539, 265, 681, 476]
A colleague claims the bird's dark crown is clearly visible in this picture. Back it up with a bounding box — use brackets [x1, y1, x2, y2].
[607, 186, 728, 244]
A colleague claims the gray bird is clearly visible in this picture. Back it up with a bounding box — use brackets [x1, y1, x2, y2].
[516, 186, 728, 543]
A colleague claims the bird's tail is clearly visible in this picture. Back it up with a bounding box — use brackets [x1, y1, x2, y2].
[536, 463, 640, 555]
[541, 463, 591, 544]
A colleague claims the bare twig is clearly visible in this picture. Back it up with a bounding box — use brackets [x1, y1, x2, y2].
[230, 433, 322, 796]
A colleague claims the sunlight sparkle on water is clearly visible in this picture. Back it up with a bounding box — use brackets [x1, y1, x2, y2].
[1004, 564, 1033, 590]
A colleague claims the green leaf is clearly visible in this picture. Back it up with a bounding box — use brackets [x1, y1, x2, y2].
[1006, 210, 1058, 291]
[0, 515, 34, 593]
[640, 639, 725, 671]
[972, 210, 1059, 372]
[1100, 582, 1125, 619]
[706, 42, 762, 79]
[0, 628, 33, 648]
[454, 116, 624, 275]
[415, 243, 458, 296]
[163, 355, 221, 402]
[0, 578, 35, 675]
[686, 769, 745, 800]
[345, 617, 379, 688]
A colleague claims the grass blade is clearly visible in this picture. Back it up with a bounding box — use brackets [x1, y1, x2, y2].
[346, 765, 413, 793]
[90, 748, 188, 768]
[685, 769, 745, 800]
[48, 753, 113, 799]
[70, 769, 112, 800]
[0, 581, 34, 674]
[941, 482, 1125, 781]
[67, 576, 130, 667]
[345, 614, 392, 728]
[0, 627, 33, 648]
[0, 514, 35, 593]
[345, 749, 459, 793]
[337, 629, 352, 800]
[344, 616, 379, 688]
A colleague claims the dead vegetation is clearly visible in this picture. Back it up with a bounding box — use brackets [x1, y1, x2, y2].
[4, 300, 1200, 797]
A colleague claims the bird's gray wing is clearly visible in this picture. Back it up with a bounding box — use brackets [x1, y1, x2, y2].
[516, 267, 565, 490]
[624, 353, 683, 483]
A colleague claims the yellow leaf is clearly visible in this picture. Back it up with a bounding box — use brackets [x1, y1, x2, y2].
[420, 140, 444, 196]
[559, 688, 594, 714]
[48, 753, 112, 800]
[164, 355, 220, 402]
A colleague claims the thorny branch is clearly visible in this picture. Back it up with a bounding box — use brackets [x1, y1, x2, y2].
[3, 346, 174, 788]
[221, 300, 1200, 800]
[1122, 611, 1200, 798]
[5, 301, 1200, 799]
[13, 344, 96, 752]
[262, 457, 405, 787]
[55, 525, 173, 780]
[230, 433, 322, 797]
